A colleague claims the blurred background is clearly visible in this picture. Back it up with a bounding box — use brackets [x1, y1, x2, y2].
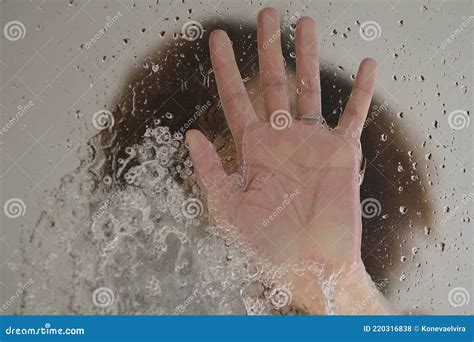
[0, 0, 472, 315]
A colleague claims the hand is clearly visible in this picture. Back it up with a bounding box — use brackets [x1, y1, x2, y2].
[187, 8, 376, 267]
[186, 8, 390, 314]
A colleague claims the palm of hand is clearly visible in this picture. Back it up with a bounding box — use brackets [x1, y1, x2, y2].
[213, 121, 362, 266]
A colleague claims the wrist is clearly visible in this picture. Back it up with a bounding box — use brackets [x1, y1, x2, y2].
[288, 259, 394, 315]
[333, 260, 393, 315]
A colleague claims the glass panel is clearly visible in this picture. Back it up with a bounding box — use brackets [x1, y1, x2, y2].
[0, 0, 471, 315]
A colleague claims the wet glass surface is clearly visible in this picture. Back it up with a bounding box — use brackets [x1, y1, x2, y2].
[0, 0, 471, 315]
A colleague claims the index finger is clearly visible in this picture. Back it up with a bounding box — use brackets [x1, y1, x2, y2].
[209, 30, 256, 146]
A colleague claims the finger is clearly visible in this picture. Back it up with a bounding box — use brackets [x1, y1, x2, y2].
[209, 30, 256, 147]
[185, 130, 233, 197]
[257, 7, 290, 119]
[296, 16, 321, 117]
[338, 58, 377, 137]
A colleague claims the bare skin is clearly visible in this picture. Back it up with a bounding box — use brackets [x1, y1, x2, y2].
[186, 8, 393, 314]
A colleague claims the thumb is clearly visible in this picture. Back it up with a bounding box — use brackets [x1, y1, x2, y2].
[185, 129, 232, 197]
